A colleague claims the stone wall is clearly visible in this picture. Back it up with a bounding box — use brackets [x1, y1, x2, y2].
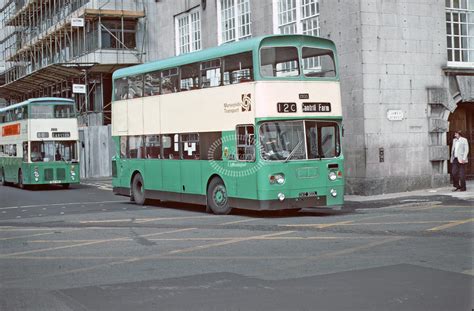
[321, 0, 450, 194]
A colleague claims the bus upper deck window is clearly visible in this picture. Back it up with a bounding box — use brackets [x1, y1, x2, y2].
[115, 77, 128, 100]
[144, 71, 161, 96]
[201, 59, 222, 88]
[223, 52, 253, 85]
[180, 63, 200, 91]
[128, 75, 144, 99]
[161, 68, 179, 94]
[302, 47, 336, 78]
[260, 46, 299, 78]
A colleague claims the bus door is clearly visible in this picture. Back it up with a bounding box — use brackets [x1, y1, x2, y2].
[180, 133, 201, 194]
[118, 136, 131, 187]
[234, 125, 258, 199]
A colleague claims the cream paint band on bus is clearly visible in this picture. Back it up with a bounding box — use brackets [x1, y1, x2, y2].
[111, 34, 344, 215]
[0, 98, 80, 189]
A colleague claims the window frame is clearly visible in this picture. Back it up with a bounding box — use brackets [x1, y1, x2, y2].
[217, 0, 252, 45]
[446, 0, 474, 67]
[236, 124, 256, 162]
[175, 7, 202, 55]
[272, 0, 320, 36]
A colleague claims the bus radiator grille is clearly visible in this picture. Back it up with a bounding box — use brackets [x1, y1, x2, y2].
[44, 169, 54, 181]
[56, 168, 66, 181]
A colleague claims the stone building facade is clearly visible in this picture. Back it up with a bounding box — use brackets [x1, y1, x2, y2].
[1, 0, 473, 193]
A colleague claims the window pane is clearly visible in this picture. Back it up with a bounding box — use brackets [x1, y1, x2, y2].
[161, 68, 179, 94]
[201, 59, 222, 88]
[128, 75, 143, 99]
[120, 136, 127, 158]
[145, 135, 161, 158]
[162, 134, 180, 159]
[115, 77, 128, 100]
[302, 47, 336, 77]
[236, 125, 255, 161]
[259, 121, 305, 161]
[144, 71, 160, 96]
[260, 46, 300, 77]
[128, 136, 144, 159]
[181, 133, 200, 160]
[180, 63, 200, 91]
[223, 52, 254, 84]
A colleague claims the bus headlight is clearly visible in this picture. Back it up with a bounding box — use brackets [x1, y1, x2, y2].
[278, 193, 285, 201]
[330, 188, 337, 197]
[34, 167, 40, 182]
[270, 173, 285, 185]
[328, 171, 337, 181]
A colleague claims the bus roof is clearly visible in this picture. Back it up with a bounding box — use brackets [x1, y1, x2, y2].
[113, 34, 337, 79]
[0, 97, 74, 113]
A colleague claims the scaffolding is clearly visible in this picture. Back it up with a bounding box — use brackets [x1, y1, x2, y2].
[0, 0, 145, 125]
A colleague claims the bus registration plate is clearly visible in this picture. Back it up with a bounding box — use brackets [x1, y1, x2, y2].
[302, 102, 331, 113]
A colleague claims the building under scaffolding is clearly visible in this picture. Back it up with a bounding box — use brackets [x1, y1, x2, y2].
[0, 0, 145, 125]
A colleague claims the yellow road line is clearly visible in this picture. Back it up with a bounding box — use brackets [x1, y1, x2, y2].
[26, 235, 380, 244]
[34, 231, 295, 277]
[0, 228, 195, 258]
[79, 215, 216, 224]
[280, 220, 354, 228]
[219, 219, 259, 225]
[427, 218, 474, 232]
[0, 200, 127, 210]
[0, 232, 57, 241]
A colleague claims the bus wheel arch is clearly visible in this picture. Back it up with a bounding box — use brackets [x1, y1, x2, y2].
[206, 175, 231, 215]
[131, 171, 146, 205]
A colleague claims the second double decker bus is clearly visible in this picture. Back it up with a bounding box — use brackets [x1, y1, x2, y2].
[112, 34, 344, 214]
[0, 98, 80, 189]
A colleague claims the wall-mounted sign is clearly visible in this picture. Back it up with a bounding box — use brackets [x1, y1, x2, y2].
[386, 110, 404, 121]
[71, 18, 84, 27]
[73, 84, 86, 94]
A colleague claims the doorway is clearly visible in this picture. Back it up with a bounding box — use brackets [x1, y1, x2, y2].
[447, 102, 474, 178]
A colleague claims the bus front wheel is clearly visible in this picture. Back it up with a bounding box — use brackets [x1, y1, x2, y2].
[207, 178, 231, 215]
[131, 173, 146, 205]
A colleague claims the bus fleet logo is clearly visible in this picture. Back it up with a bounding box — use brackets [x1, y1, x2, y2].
[224, 93, 252, 114]
[207, 133, 267, 178]
[241, 94, 251, 112]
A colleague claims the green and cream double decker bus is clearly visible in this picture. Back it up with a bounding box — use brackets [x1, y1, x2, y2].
[0, 98, 80, 189]
[112, 34, 344, 214]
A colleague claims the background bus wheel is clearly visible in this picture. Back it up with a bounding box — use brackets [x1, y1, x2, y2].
[1, 168, 6, 186]
[62, 183, 70, 189]
[207, 178, 231, 215]
[131, 173, 146, 205]
[18, 170, 25, 189]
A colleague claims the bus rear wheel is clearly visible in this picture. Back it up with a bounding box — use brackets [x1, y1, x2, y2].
[131, 173, 146, 205]
[62, 183, 70, 189]
[1, 168, 7, 186]
[207, 178, 232, 215]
